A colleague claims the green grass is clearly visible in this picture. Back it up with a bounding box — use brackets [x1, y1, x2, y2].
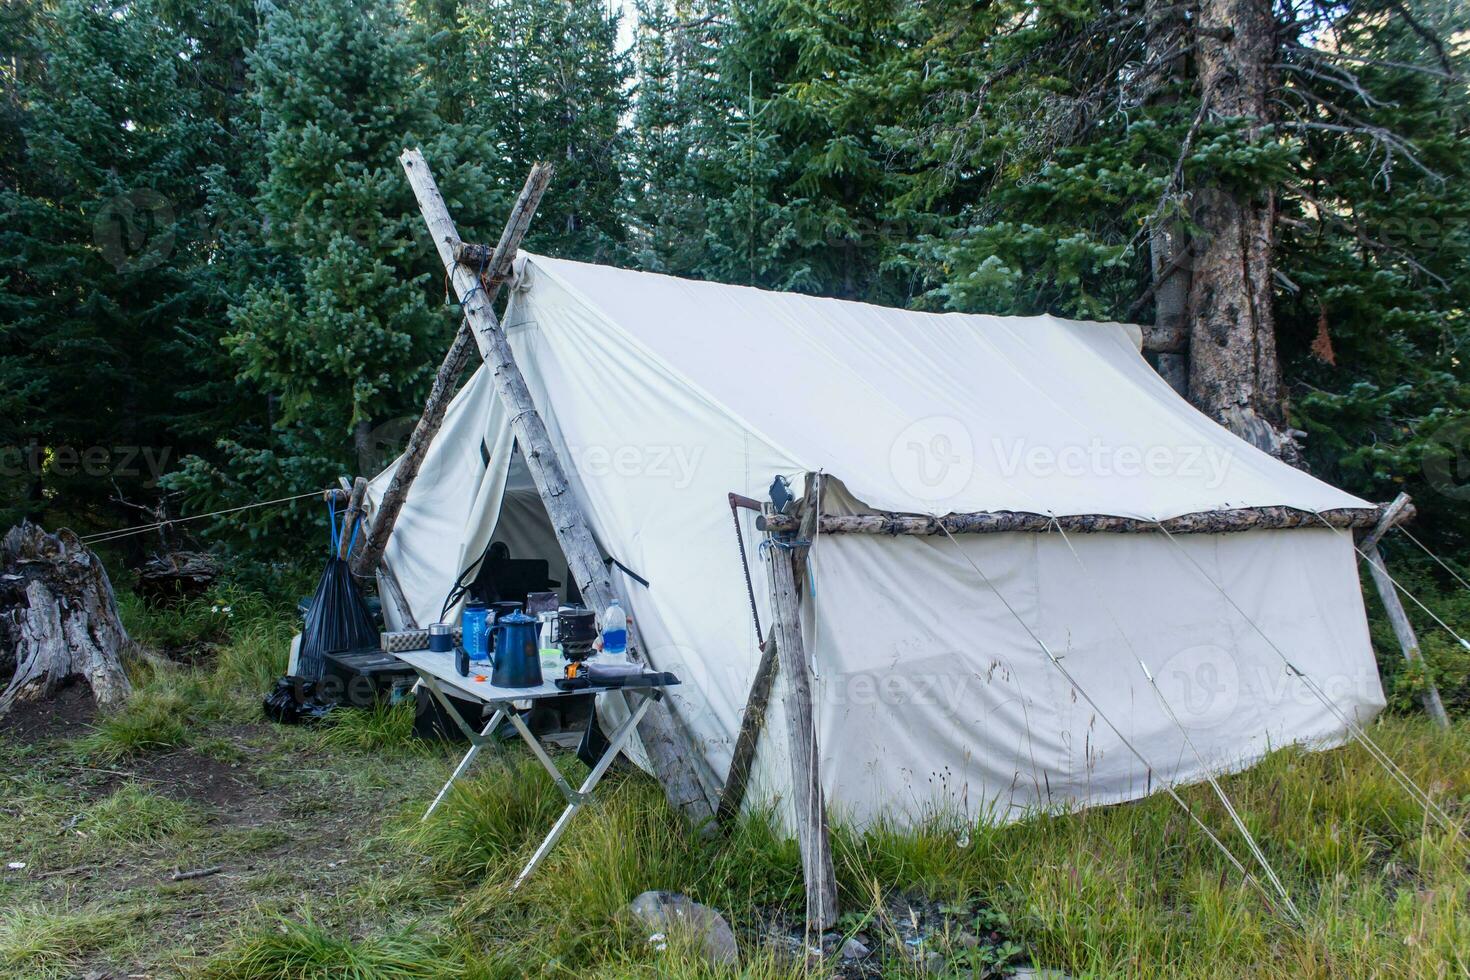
[74, 687, 194, 760]
[74, 783, 203, 845]
[0, 904, 134, 979]
[197, 917, 466, 980]
[5, 577, 1470, 977]
[316, 702, 422, 753]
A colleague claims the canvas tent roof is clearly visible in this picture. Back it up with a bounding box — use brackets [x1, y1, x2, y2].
[368, 253, 1381, 830]
[513, 254, 1367, 520]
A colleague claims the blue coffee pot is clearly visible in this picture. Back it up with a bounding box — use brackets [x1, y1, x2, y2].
[490, 611, 543, 688]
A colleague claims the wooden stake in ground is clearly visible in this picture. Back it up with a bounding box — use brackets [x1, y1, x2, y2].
[351, 163, 554, 580]
[1359, 494, 1450, 728]
[395, 148, 714, 826]
[0, 523, 133, 719]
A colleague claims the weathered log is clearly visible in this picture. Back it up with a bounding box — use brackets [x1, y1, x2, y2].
[351, 494, 418, 629]
[0, 523, 133, 719]
[396, 149, 715, 826]
[1364, 543, 1450, 728]
[765, 536, 839, 929]
[351, 163, 555, 579]
[339, 477, 369, 561]
[1141, 322, 1188, 356]
[1358, 493, 1411, 552]
[758, 503, 1397, 537]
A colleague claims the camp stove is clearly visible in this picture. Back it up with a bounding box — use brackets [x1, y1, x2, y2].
[557, 607, 598, 663]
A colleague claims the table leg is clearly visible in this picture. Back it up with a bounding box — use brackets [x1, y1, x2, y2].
[424, 707, 506, 821]
[511, 692, 658, 889]
[414, 669, 494, 744]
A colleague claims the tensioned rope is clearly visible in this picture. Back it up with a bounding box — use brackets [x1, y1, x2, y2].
[1328, 519, 1470, 651]
[80, 489, 331, 546]
[1155, 521, 1456, 832]
[1363, 549, 1470, 650]
[1048, 518, 1304, 924]
[932, 523, 1286, 916]
[1395, 525, 1470, 596]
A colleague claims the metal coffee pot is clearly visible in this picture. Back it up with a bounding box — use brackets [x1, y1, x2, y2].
[490, 611, 543, 688]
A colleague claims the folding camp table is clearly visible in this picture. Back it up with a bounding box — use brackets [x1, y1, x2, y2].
[394, 649, 674, 888]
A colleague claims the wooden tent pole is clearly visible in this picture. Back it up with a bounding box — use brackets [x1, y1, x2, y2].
[759, 502, 1400, 537]
[395, 148, 714, 825]
[1360, 494, 1450, 728]
[338, 477, 369, 561]
[351, 162, 554, 579]
[763, 479, 839, 929]
[716, 630, 778, 828]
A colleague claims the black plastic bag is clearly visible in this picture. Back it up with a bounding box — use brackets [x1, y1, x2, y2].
[296, 501, 378, 681]
[262, 676, 335, 725]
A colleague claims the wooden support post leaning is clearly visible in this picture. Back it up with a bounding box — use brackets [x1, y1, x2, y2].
[764, 513, 839, 929]
[1360, 494, 1450, 729]
[395, 148, 714, 825]
[351, 162, 554, 579]
[717, 629, 779, 828]
[377, 557, 418, 630]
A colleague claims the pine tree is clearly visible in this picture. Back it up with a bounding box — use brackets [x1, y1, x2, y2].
[166, 0, 493, 546]
[0, 0, 226, 530]
[1282, 0, 1470, 549]
[455, 0, 631, 262]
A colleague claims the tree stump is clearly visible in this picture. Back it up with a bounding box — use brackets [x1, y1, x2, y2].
[0, 523, 134, 720]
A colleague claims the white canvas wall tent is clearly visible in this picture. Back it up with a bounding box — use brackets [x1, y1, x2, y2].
[366, 251, 1392, 834]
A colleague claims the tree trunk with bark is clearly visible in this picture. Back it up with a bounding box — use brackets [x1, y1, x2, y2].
[1189, 0, 1300, 461]
[0, 523, 134, 720]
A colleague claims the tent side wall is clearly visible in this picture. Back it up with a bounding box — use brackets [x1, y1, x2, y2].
[743, 526, 1383, 830]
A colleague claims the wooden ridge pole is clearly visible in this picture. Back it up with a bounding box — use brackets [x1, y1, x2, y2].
[759, 503, 1399, 537]
[351, 162, 554, 579]
[1359, 494, 1450, 728]
[395, 149, 714, 825]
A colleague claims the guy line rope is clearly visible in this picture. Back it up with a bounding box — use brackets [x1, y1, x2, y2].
[80, 489, 330, 546]
[1047, 517, 1304, 924]
[933, 522, 1299, 923]
[1158, 519, 1456, 833]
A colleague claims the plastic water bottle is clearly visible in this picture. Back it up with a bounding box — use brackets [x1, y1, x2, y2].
[601, 599, 628, 658]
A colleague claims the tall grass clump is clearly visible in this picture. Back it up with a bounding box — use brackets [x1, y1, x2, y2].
[317, 702, 421, 753]
[396, 754, 569, 883]
[0, 904, 132, 979]
[71, 783, 202, 846]
[198, 916, 466, 980]
[73, 688, 193, 761]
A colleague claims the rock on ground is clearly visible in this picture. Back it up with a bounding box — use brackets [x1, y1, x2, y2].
[625, 890, 739, 967]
